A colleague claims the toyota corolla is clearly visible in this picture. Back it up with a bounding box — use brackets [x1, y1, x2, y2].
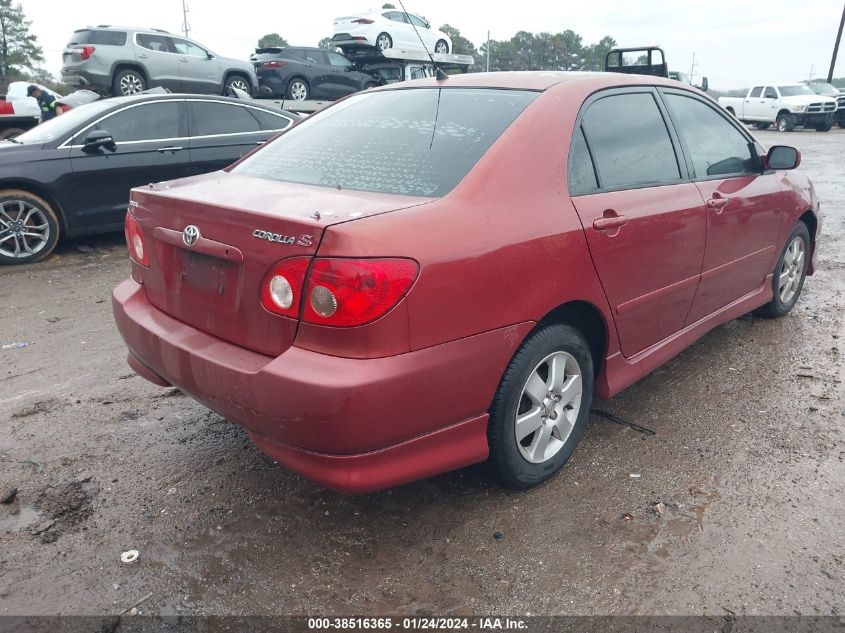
[113, 72, 820, 493]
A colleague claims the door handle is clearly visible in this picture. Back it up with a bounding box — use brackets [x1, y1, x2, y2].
[706, 197, 729, 210]
[592, 214, 628, 231]
[179, 58, 189, 63]
[138, 53, 148, 59]
[157, 146, 183, 153]
[256, 140, 266, 146]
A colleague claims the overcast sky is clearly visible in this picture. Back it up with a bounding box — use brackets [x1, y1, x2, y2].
[20, 0, 844, 90]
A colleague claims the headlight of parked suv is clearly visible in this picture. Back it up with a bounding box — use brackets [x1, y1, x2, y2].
[790, 105, 807, 113]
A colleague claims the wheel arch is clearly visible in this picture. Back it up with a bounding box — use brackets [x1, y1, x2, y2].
[798, 209, 817, 274]
[776, 108, 792, 119]
[532, 300, 609, 377]
[111, 62, 150, 85]
[0, 180, 68, 234]
[223, 69, 254, 91]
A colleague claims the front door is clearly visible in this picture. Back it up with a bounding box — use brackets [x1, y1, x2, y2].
[570, 90, 707, 358]
[67, 100, 190, 228]
[660, 90, 786, 323]
[171, 37, 220, 94]
[135, 33, 181, 91]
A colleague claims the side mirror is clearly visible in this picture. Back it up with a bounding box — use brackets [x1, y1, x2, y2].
[207, 52, 215, 60]
[83, 130, 116, 153]
[700, 77, 709, 92]
[765, 145, 801, 170]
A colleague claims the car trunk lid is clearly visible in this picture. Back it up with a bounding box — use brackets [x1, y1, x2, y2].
[131, 171, 433, 357]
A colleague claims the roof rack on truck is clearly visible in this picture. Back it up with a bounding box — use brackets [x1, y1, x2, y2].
[604, 46, 669, 78]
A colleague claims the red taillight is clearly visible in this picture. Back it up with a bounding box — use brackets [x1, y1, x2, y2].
[351, 18, 375, 24]
[302, 258, 418, 327]
[262, 60, 287, 69]
[81, 45, 95, 60]
[260, 257, 311, 318]
[124, 211, 149, 267]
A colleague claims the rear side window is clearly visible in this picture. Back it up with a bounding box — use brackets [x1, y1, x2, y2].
[232, 88, 538, 197]
[189, 102, 260, 136]
[68, 30, 127, 46]
[664, 93, 756, 178]
[568, 126, 598, 195]
[94, 102, 181, 142]
[248, 108, 294, 131]
[582, 93, 680, 190]
[749, 86, 763, 98]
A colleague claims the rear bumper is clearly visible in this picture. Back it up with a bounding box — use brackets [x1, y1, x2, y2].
[61, 68, 110, 90]
[113, 279, 532, 492]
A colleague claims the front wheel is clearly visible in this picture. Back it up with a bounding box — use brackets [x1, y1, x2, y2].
[434, 39, 449, 54]
[755, 122, 771, 130]
[776, 113, 795, 132]
[815, 122, 833, 132]
[755, 222, 810, 318]
[487, 324, 594, 489]
[0, 190, 61, 265]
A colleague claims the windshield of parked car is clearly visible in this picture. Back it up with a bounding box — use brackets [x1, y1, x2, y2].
[231, 88, 538, 197]
[808, 82, 839, 95]
[778, 85, 816, 97]
[12, 101, 114, 144]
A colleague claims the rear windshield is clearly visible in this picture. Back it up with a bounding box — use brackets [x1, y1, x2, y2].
[231, 88, 538, 197]
[68, 30, 127, 46]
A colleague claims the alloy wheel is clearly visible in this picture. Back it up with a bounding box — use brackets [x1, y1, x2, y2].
[0, 199, 50, 259]
[290, 82, 308, 101]
[229, 78, 249, 92]
[778, 236, 805, 304]
[515, 351, 583, 464]
[120, 74, 144, 95]
[377, 34, 392, 50]
[435, 41, 448, 53]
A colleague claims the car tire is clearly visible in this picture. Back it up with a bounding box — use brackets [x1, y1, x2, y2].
[487, 324, 594, 489]
[224, 75, 251, 96]
[754, 222, 811, 319]
[286, 78, 309, 101]
[376, 32, 393, 50]
[362, 82, 376, 90]
[776, 113, 795, 132]
[754, 122, 771, 130]
[814, 122, 833, 132]
[112, 69, 147, 96]
[0, 127, 26, 140]
[435, 39, 449, 54]
[0, 189, 61, 266]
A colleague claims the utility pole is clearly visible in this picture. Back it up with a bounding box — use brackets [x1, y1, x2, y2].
[828, 2, 845, 83]
[181, 0, 190, 38]
[486, 30, 491, 72]
[689, 52, 697, 83]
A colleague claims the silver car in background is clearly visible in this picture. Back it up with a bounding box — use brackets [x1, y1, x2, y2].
[61, 26, 258, 97]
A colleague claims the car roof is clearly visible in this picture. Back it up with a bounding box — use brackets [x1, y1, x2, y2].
[78, 25, 171, 33]
[382, 71, 697, 92]
[100, 93, 300, 115]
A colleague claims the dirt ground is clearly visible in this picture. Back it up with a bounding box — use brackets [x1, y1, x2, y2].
[0, 129, 843, 619]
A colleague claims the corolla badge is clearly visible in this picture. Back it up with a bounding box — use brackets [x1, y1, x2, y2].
[252, 229, 313, 247]
[182, 225, 201, 246]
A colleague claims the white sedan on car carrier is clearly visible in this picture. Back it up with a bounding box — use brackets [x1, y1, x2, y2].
[333, 10, 452, 53]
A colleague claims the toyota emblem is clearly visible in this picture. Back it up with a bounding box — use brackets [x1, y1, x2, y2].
[182, 225, 201, 247]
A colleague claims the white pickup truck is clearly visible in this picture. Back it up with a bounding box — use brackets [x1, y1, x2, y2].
[719, 83, 837, 132]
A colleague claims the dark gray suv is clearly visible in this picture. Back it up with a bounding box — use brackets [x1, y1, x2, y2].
[61, 26, 258, 97]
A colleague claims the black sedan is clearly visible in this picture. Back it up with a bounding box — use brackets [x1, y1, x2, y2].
[0, 93, 298, 264]
[252, 47, 380, 100]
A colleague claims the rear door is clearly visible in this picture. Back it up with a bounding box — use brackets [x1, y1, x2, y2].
[325, 51, 361, 96]
[135, 33, 181, 91]
[67, 99, 189, 228]
[187, 100, 288, 175]
[171, 36, 220, 94]
[660, 89, 785, 323]
[742, 86, 764, 118]
[569, 89, 707, 358]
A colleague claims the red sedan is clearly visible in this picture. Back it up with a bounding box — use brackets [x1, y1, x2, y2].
[113, 72, 820, 493]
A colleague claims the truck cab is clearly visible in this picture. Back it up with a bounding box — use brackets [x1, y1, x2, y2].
[719, 83, 837, 132]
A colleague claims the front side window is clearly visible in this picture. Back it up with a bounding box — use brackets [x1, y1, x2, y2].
[189, 102, 260, 136]
[664, 93, 755, 178]
[172, 38, 208, 58]
[582, 92, 680, 189]
[93, 102, 181, 142]
[326, 52, 351, 68]
[232, 88, 538, 197]
[137, 34, 175, 53]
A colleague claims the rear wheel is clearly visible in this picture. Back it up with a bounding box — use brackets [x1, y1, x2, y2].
[376, 32, 393, 50]
[286, 78, 309, 101]
[112, 69, 146, 96]
[435, 39, 449, 54]
[755, 222, 810, 318]
[776, 113, 795, 132]
[224, 75, 251, 96]
[487, 324, 594, 489]
[0, 190, 60, 265]
[755, 122, 771, 130]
